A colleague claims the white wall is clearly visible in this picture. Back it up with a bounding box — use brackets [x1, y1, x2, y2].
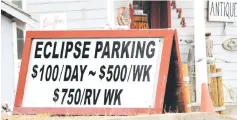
[27, 0, 106, 30]
[171, 1, 237, 103]
[1, 15, 16, 107]
[26, 0, 131, 30]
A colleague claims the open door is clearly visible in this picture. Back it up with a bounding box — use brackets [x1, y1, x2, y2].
[131, 1, 171, 29]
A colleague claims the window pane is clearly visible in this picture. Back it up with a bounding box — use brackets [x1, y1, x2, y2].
[17, 28, 24, 38]
[16, 28, 24, 59]
[17, 39, 24, 59]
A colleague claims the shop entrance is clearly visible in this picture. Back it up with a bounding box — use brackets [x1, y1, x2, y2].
[132, 1, 171, 29]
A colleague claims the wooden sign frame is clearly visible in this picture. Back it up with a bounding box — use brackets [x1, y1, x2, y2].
[13, 29, 187, 115]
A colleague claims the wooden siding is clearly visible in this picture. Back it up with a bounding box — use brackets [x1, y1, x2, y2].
[172, 0, 237, 102]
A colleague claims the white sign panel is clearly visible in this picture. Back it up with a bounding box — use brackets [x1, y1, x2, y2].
[40, 13, 67, 30]
[22, 38, 163, 108]
[208, 0, 237, 22]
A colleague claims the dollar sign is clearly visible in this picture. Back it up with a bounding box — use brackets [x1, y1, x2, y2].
[31, 65, 38, 79]
[99, 65, 106, 80]
[53, 88, 59, 103]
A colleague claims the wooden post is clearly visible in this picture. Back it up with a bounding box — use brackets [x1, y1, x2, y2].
[216, 68, 225, 115]
[205, 32, 213, 89]
[182, 64, 192, 112]
[210, 64, 219, 114]
[187, 46, 196, 102]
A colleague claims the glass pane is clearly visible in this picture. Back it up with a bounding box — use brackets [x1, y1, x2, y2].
[17, 39, 24, 59]
[16, 28, 24, 59]
[17, 28, 24, 38]
[12, 0, 22, 9]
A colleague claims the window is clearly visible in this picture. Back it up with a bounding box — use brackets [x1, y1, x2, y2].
[12, 0, 22, 9]
[16, 28, 24, 59]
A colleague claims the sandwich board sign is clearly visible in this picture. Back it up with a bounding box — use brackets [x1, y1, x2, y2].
[14, 29, 187, 115]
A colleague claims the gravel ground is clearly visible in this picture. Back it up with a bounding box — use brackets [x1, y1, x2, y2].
[2, 113, 237, 120]
[2, 113, 122, 120]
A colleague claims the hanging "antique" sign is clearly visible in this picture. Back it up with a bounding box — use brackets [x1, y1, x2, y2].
[208, 0, 237, 22]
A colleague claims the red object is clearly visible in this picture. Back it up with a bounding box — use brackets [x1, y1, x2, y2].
[171, 1, 177, 9]
[176, 8, 182, 18]
[129, 4, 134, 29]
[151, 1, 171, 28]
[13, 29, 187, 115]
[180, 17, 186, 27]
[151, 1, 160, 28]
[200, 83, 215, 113]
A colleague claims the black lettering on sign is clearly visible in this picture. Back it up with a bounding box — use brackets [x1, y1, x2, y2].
[34, 40, 157, 59]
[82, 89, 101, 105]
[99, 65, 128, 82]
[60, 42, 65, 58]
[34, 41, 92, 59]
[220, 2, 224, 16]
[210, 1, 237, 19]
[94, 41, 156, 59]
[52, 42, 59, 58]
[40, 65, 45, 81]
[67, 89, 75, 105]
[31, 65, 38, 79]
[73, 41, 82, 58]
[65, 41, 73, 58]
[74, 89, 82, 105]
[52, 65, 59, 81]
[147, 41, 155, 58]
[104, 89, 123, 105]
[111, 41, 120, 58]
[45, 65, 52, 81]
[32, 64, 65, 82]
[102, 41, 110, 58]
[82, 41, 91, 58]
[52, 88, 101, 105]
[64, 65, 72, 81]
[94, 41, 103, 58]
[93, 89, 101, 105]
[71, 65, 78, 81]
[53, 88, 59, 102]
[35, 41, 43, 58]
[136, 41, 145, 58]
[64, 65, 87, 82]
[121, 41, 130, 58]
[44, 42, 52, 59]
[133, 65, 152, 82]
[131, 41, 136, 58]
[84, 89, 92, 105]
